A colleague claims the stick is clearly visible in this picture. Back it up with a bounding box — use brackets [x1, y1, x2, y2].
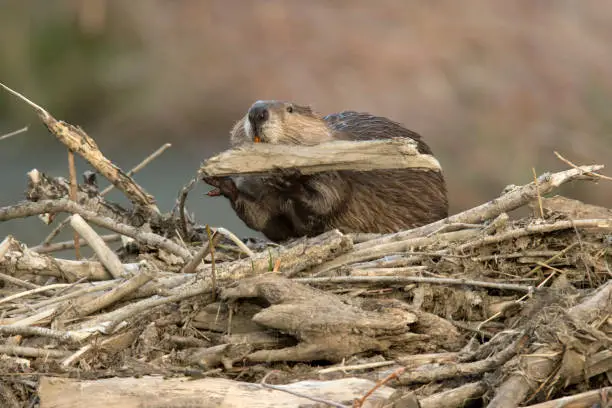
[176, 177, 197, 240]
[317, 361, 397, 374]
[295, 276, 534, 293]
[398, 332, 528, 384]
[357, 165, 604, 249]
[0, 283, 72, 306]
[0, 271, 40, 290]
[521, 387, 612, 408]
[456, 219, 612, 253]
[199, 138, 442, 177]
[554, 150, 612, 181]
[41, 143, 171, 246]
[100, 142, 172, 196]
[30, 234, 121, 254]
[0, 199, 192, 260]
[532, 167, 544, 218]
[0, 345, 70, 359]
[0, 325, 88, 343]
[69, 214, 125, 278]
[71, 269, 153, 318]
[0, 81, 158, 212]
[67, 149, 81, 259]
[0, 125, 28, 142]
[354, 367, 405, 408]
[180, 232, 218, 275]
[215, 227, 255, 257]
[206, 225, 217, 301]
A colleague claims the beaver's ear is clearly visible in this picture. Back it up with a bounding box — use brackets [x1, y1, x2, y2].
[229, 116, 249, 147]
[297, 104, 315, 115]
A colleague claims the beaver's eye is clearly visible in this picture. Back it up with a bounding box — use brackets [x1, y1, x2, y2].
[286, 105, 293, 113]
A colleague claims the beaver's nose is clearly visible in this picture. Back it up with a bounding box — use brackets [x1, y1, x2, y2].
[248, 104, 269, 127]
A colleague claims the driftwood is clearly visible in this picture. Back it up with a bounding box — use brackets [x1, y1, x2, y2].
[37, 376, 395, 408]
[199, 137, 442, 177]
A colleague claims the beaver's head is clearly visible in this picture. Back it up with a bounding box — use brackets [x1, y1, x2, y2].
[230, 100, 332, 146]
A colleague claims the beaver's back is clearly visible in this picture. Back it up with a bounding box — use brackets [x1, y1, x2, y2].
[306, 111, 448, 234]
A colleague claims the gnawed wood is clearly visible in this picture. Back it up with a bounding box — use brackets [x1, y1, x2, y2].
[199, 138, 442, 177]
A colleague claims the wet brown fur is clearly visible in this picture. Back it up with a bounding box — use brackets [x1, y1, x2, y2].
[213, 101, 448, 242]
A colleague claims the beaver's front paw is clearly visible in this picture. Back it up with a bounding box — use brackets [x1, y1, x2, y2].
[264, 167, 303, 192]
[201, 176, 238, 201]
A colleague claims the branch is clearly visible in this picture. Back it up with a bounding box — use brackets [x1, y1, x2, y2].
[199, 138, 441, 177]
[0, 199, 191, 260]
[359, 165, 605, 248]
[0, 82, 158, 212]
[295, 275, 534, 293]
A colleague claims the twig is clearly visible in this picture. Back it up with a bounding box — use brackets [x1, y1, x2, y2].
[0, 283, 72, 306]
[398, 332, 528, 384]
[0, 81, 159, 212]
[8, 280, 120, 316]
[357, 165, 604, 249]
[349, 266, 429, 276]
[67, 150, 81, 259]
[69, 214, 124, 278]
[0, 199, 192, 260]
[521, 386, 611, 408]
[532, 167, 544, 218]
[0, 125, 29, 142]
[354, 367, 405, 408]
[420, 381, 488, 408]
[312, 229, 479, 277]
[71, 269, 153, 318]
[100, 142, 172, 196]
[206, 225, 217, 301]
[456, 219, 612, 253]
[295, 276, 534, 293]
[30, 234, 121, 254]
[179, 231, 219, 275]
[524, 242, 578, 278]
[0, 271, 40, 290]
[478, 265, 561, 330]
[317, 360, 396, 375]
[177, 176, 197, 240]
[86, 281, 212, 334]
[40, 217, 73, 248]
[0, 325, 88, 343]
[471, 250, 561, 262]
[41, 143, 171, 247]
[0, 345, 70, 359]
[215, 227, 255, 257]
[554, 150, 612, 181]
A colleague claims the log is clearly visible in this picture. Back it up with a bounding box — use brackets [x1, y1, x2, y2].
[199, 138, 442, 177]
[38, 376, 395, 408]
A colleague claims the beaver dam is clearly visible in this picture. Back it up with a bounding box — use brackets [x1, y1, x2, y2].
[0, 84, 611, 408]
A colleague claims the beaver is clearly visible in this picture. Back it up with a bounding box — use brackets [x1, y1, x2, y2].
[203, 100, 448, 242]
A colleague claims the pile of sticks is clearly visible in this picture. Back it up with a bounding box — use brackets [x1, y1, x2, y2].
[0, 82, 610, 408]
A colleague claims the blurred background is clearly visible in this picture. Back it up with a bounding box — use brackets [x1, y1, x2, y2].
[1, 0, 611, 248]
